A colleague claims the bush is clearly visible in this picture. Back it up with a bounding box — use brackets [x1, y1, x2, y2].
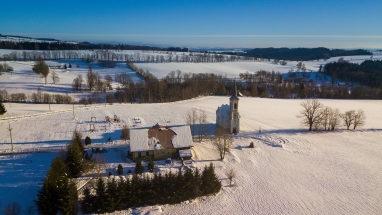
[117, 164, 123, 175]
[85, 136, 91, 145]
[134, 160, 144, 174]
[249, 142, 254, 148]
[0, 101, 6, 115]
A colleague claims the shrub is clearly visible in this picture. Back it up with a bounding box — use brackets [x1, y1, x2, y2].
[249, 142, 255, 148]
[85, 136, 91, 145]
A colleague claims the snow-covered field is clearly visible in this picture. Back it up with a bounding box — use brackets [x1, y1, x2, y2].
[1, 96, 381, 214]
[0, 59, 143, 97]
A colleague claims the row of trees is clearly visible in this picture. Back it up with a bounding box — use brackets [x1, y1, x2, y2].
[186, 108, 209, 141]
[0, 89, 74, 104]
[298, 100, 366, 131]
[1, 49, 259, 63]
[72, 65, 112, 92]
[82, 163, 222, 214]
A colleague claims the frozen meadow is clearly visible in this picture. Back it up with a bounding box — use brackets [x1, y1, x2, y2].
[0, 96, 381, 214]
[1, 50, 382, 214]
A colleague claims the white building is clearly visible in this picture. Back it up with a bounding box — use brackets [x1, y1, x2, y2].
[216, 81, 240, 134]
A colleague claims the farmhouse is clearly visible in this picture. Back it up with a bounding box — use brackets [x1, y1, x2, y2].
[129, 123, 193, 161]
[216, 81, 240, 134]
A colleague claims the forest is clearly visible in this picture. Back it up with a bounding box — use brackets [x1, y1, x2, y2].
[244, 47, 371, 61]
[324, 59, 382, 89]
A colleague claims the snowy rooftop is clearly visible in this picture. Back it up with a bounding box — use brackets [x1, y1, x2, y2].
[171, 126, 194, 149]
[129, 129, 149, 152]
[130, 125, 193, 152]
[179, 149, 193, 158]
[216, 104, 230, 117]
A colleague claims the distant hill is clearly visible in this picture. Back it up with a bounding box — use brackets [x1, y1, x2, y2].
[244, 47, 371, 61]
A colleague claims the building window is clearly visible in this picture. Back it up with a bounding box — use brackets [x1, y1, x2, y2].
[234, 103, 237, 109]
[146, 151, 149, 156]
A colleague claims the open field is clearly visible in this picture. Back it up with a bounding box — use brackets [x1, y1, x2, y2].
[0, 96, 381, 214]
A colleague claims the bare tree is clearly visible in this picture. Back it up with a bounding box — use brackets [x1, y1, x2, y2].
[297, 100, 324, 131]
[214, 127, 233, 160]
[72, 74, 83, 92]
[51, 71, 59, 84]
[94, 156, 107, 178]
[186, 108, 198, 138]
[321, 106, 331, 131]
[86, 64, 97, 91]
[341, 110, 355, 130]
[2, 202, 21, 215]
[197, 109, 208, 142]
[328, 108, 341, 130]
[120, 124, 130, 143]
[225, 168, 236, 187]
[353, 109, 366, 130]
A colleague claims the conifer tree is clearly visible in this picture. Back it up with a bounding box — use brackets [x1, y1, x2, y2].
[147, 157, 155, 173]
[0, 101, 6, 115]
[66, 138, 83, 178]
[36, 157, 77, 215]
[117, 164, 123, 175]
[130, 174, 143, 206]
[105, 178, 118, 213]
[85, 136, 91, 145]
[81, 187, 94, 214]
[94, 178, 107, 213]
[201, 163, 222, 196]
[116, 177, 127, 210]
[134, 159, 144, 174]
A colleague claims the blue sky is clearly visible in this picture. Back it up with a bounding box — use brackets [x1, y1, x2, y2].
[1, 0, 382, 48]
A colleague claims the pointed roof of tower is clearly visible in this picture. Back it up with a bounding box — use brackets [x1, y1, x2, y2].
[230, 80, 239, 100]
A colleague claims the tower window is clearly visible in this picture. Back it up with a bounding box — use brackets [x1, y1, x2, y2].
[234, 103, 237, 109]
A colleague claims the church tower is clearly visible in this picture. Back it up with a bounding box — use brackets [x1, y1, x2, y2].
[229, 81, 240, 134]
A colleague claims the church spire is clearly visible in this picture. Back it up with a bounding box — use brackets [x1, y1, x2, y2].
[231, 80, 238, 99]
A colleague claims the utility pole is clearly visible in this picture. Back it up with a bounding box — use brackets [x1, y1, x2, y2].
[7, 123, 13, 152]
[72, 102, 75, 119]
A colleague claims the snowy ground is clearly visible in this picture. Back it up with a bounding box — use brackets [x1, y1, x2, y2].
[0, 96, 381, 214]
[0, 59, 143, 97]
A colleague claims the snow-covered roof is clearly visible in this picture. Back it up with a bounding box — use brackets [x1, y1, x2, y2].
[130, 125, 193, 152]
[130, 129, 149, 152]
[179, 149, 193, 158]
[216, 104, 230, 117]
[171, 126, 194, 149]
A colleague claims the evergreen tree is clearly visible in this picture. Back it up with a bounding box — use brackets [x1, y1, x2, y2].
[117, 164, 123, 175]
[94, 178, 107, 213]
[36, 157, 77, 215]
[147, 157, 155, 173]
[115, 177, 127, 210]
[0, 101, 6, 115]
[85, 136, 91, 145]
[66, 139, 83, 178]
[105, 178, 118, 213]
[201, 163, 222, 196]
[134, 160, 144, 174]
[81, 187, 95, 214]
[130, 174, 143, 206]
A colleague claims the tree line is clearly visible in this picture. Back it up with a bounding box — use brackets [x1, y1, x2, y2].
[298, 100, 366, 131]
[244, 47, 371, 61]
[324, 59, 382, 89]
[82, 163, 221, 214]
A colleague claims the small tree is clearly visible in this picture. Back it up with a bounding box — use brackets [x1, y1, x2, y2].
[249, 142, 255, 148]
[0, 101, 7, 115]
[147, 157, 155, 173]
[134, 159, 144, 174]
[353, 109, 366, 130]
[328, 108, 341, 131]
[120, 124, 130, 143]
[85, 136, 91, 145]
[214, 127, 233, 160]
[117, 164, 123, 175]
[225, 168, 236, 187]
[51, 71, 59, 84]
[297, 99, 324, 131]
[32, 57, 49, 84]
[341, 110, 355, 130]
